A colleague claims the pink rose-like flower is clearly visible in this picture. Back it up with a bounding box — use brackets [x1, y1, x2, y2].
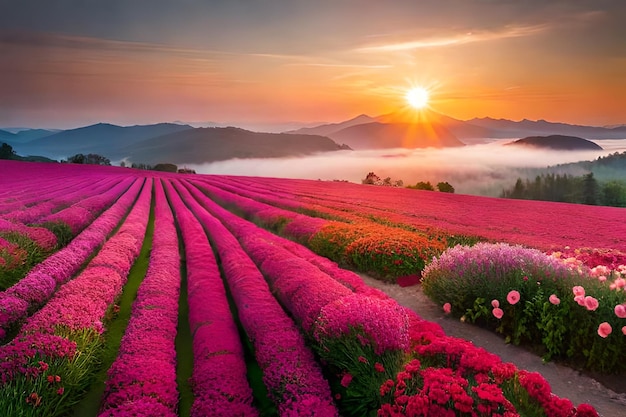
[549, 294, 560, 305]
[341, 373, 353, 388]
[574, 295, 586, 306]
[443, 303, 451, 314]
[598, 275, 607, 282]
[572, 286, 585, 297]
[584, 296, 599, 311]
[492, 308, 504, 319]
[614, 304, 626, 319]
[507, 290, 520, 305]
[615, 278, 626, 289]
[622, 326, 626, 336]
[491, 299, 500, 308]
[597, 322, 612, 338]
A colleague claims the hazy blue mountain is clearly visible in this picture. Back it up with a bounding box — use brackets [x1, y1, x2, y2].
[122, 126, 350, 164]
[19, 123, 194, 159]
[468, 117, 626, 139]
[295, 112, 626, 142]
[14, 129, 57, 142]
[506, 135, 603, 151]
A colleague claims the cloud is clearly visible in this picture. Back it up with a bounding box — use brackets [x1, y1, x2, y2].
[355, 23, 549, 53]
[186, 140, 626, 197]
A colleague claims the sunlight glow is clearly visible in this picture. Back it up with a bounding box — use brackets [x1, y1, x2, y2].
[406, 87, 430, 109]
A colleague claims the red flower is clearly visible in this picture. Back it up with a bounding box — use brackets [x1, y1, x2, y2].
[341, 373, 353, 388]
[375, 362, 385, 373]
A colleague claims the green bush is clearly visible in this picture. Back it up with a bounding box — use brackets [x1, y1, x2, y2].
[421, 243, 626, 373]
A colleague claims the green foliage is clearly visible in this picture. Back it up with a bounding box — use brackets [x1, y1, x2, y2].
[153, 163, 178, 173]
[38, 221, 74, 247]
[0, 329, 104, 417]
[0, 142, 16, 159]
[312, 326, 406, 417]
[0, 232, 49, 290]
[64, 153, 111, 166]
[436, 181, 455, 193]
[422, 243, 626, 373]
[501, 171, 626, 207]
[407, 181, 435, 191]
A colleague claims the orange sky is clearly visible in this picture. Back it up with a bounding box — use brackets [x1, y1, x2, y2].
[1, 1, 625, 129]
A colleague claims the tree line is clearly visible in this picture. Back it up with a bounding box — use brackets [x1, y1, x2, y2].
[362, 172, 455, 193]
[500, 172, 626, 207]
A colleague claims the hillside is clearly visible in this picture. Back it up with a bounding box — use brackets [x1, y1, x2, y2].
[122, 126, 350, 164]
[293, 112, 626, 141]
[15, 123, 194, 159]
[506, 135, 603, 150]
[328, 121, 464, 150]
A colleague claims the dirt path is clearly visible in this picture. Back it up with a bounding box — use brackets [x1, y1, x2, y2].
[359, 275, 626, 417]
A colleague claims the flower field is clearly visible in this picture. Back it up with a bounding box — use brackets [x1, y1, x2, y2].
[1, 159, 624, 416]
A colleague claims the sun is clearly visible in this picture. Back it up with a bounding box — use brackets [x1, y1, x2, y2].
[406, 87, 430, 109]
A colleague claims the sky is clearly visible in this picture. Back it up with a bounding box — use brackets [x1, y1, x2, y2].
[1, 0, 625, 129]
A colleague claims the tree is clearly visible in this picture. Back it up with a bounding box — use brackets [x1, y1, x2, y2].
[582, 172, 599, 205]
[0, 142, 16, 160]
[362, 172, 381, 185]
[602, 181, 626, 207]
[153, 163, 178, 173]
[412, 181, 434, 191]
[436, 182, 455, 193]
[66, 153, 111, 165]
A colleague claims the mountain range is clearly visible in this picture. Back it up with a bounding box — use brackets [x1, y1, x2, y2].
[288, 111, 626, 141]
[2, 112, 625, 165]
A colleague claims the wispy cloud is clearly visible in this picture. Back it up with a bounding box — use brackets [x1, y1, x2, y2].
[355, 23, 550, 53]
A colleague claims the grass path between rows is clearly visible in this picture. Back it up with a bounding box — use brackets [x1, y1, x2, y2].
[72, 191, 156, 416]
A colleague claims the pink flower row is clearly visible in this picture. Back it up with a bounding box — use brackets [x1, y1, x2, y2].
[2, 176, 119, 225]
[21, 178, 152, 335]
[175, 180, 337, 416]
[98, 181, 180, 417]
[0, 218, 58, 251]
[164, 181, 257, 417]
[0, 178, 145, 338]
[0, 179, 151, 393]
[40, 177, 135, 234]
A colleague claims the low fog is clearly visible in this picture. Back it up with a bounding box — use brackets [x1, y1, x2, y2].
[188, 140, 626, 196]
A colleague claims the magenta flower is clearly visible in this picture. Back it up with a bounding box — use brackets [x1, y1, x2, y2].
[443, 303, 451, 314]
[506, 290, 520, 305]
[340, 373, 353, 388]
[549, 294, 560, 305]
[492, 308, 504, 319]
[614, 304, 626, 319]
[491, 299, 500, 308]
[584, 296, 599, 311]
[597, 322, 612, 338]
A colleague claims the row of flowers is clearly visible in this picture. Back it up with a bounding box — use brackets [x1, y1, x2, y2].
[163, 181, 257, 416]
[0, 178, 152, 416]
[422, 242, 626, 372]
[192, 179, 447, 280]
[184, 179, 419, 416]
[188, 179, 601, 416]
[1, 176, 121, 225]
[225, 175, 626, 253]
[0, 178, 145, 339]
[98, 180, 181, 416]
[176, 179, 338, 416]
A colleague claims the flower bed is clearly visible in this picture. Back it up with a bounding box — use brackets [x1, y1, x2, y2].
[163, 181, 257, 416]
[422, 243, 626, 372]
[98, 180, 181, 417]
